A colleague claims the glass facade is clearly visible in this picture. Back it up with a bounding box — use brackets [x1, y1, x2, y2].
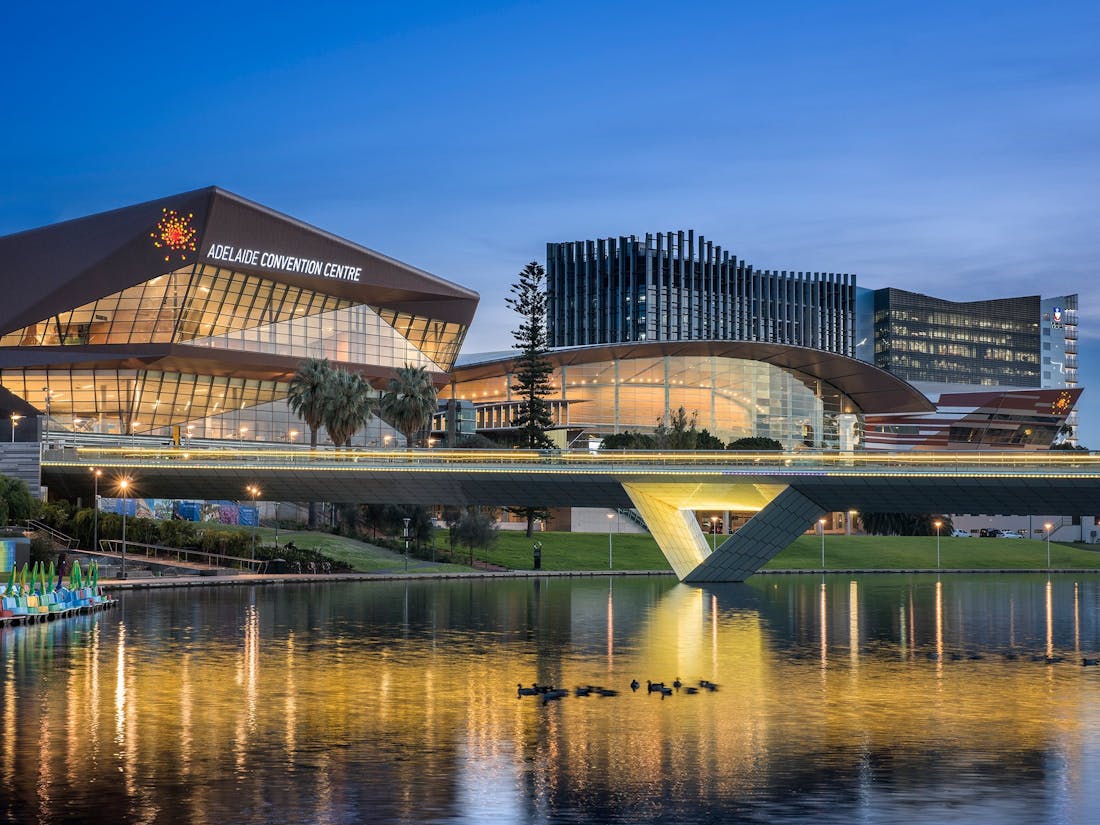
[873, 288, 1041, 386]
[450, 354, 857, 449]
[0, 264, 464, 372]
[0, 267, 467, 441]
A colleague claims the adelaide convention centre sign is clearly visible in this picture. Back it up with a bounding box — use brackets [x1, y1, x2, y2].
[204, 242, 362, 282]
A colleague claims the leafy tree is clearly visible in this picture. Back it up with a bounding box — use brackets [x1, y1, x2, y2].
[859, 513, 954, 536]
[323, 369, 375, 447]
[653, 406, 699, 450]
[601, 430, 655, 450]
[454, 508, 498, 565]
[288, 357, 334, 529]
[727, 436, 784, 451]
[696, 428, 724, 451]
[379, 364, 438, 447]
[0, 475, 33, 523]
[506, 261, 556, 535]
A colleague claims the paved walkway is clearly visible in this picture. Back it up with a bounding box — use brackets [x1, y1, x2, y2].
[99, 569, 674, 590]
[95, 566, 1100, 591]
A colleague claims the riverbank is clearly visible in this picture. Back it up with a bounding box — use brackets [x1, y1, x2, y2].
[95, 564, 1100, 592]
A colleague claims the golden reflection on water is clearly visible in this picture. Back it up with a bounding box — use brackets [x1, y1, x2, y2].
[1, 576, 1100, 823]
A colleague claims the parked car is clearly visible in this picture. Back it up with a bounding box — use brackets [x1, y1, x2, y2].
[951, 529, 971, 538]
[979, 528, 1001, 538]
[999, 531, 1024, 539]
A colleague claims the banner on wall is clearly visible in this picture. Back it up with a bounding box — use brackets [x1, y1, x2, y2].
[98, 498, 258, 527]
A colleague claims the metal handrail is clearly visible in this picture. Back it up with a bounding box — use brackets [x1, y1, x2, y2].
[24, 519, 77, 550]
[95, 539, 267, 573]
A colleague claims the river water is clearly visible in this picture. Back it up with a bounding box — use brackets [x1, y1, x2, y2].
[3, 574, 1100, 824]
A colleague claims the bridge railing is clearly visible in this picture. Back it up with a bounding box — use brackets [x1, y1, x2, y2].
[39, 444, 1100, 473]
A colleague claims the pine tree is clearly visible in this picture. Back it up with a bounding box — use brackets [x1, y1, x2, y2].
[507, 261, 555, 536]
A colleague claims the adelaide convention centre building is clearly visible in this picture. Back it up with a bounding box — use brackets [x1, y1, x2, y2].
[0, 187, 478, 451]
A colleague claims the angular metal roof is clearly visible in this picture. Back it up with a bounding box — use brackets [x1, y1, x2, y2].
[0, 186, 479, 335]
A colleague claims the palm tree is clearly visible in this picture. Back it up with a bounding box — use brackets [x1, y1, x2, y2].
[379, 364, 438, 447]
[287, 357, 334, 449]
[287, 357, 334, 528]
[323, 369, 375, 447]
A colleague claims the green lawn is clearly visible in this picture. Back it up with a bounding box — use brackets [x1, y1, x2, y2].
[442, 528, 671, 571]
[201, 523, 1100, 573]
[767, 535, 1100, 570]
[439, 529, 1100, 572]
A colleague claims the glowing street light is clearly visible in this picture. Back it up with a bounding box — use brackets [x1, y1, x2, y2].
[819, 518, 827, 570]
[90, 468, 102, 552]
[709, 516, 719, 551]
[288, 429, 298, 444]
[246, 485, 261, 565]
[934, 519, 943, 569]
[1044, 521, 1053, 570]
[9, 412, 20, 443]
[607, 511, 616, 570]
[118, 477, 131, 580]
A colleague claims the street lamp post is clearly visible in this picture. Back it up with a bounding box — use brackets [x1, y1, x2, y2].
[1044, 522, 1053, 570]
[91, 468, 101, 552]
[934, 519, 942, 569]
[246, 485, 260, 566]
[42, 387, 50, 445]
[819, 518, 827, 570]
[402, 517, 411, 573]
[9, 413, 20, 443]
[607, 512, 615, 570]
[710, 516, 719, 551]
[118, 477, 130, 580]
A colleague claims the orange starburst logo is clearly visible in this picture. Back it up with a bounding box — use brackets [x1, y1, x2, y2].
[150, 208, 197, 262]
[1051, 391, 1073, 415]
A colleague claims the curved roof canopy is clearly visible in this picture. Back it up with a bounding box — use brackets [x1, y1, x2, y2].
[455, 341, 935, 414]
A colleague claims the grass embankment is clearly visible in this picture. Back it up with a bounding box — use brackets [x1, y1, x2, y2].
[443, 528, 670, 571]
[447, 530, 1100, 572]
[199, 524, 1100, 573]
[197, 523, 469, 573]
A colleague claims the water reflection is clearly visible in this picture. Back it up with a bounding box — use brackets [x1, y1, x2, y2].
[0, 575, 1099, 823]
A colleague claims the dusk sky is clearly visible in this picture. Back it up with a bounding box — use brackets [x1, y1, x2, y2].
[2, 1, 1097, 442]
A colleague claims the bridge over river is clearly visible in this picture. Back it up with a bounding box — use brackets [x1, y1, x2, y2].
[40, 446, 1100, 582]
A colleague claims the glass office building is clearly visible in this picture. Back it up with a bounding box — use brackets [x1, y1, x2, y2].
[871, 288, 1042, 386]
[0, 188, 479, 443]
[547, 231, 855, 355]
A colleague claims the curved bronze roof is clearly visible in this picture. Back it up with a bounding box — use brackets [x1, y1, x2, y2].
[455, 341, 935, 414]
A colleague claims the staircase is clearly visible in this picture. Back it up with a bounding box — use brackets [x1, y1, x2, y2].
[24, 519, 77, 550]
[618, 507, 649, 533]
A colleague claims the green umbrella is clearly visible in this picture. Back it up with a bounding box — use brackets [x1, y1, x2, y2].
[4, 565, 14, 596]
[90, 560, 99, 589]
[47, 561, 56, 591]
[70, 560, 82, 590]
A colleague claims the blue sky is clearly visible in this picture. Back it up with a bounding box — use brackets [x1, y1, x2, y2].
[2, 1, 1098, 441]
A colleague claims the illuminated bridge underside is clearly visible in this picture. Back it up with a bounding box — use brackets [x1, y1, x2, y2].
[42, 449, 1100, 582]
